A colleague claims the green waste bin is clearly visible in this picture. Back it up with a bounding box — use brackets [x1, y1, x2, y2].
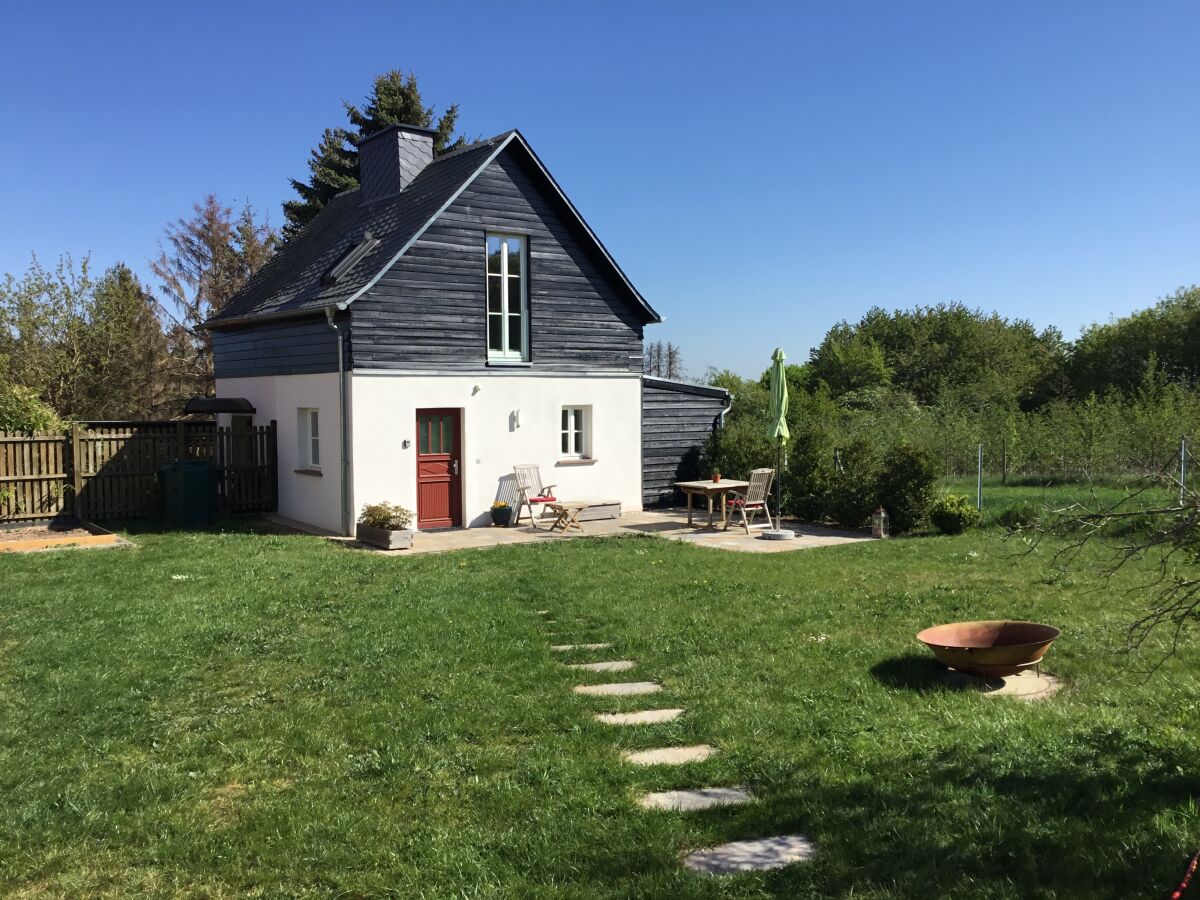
[158, 460, 218, 528]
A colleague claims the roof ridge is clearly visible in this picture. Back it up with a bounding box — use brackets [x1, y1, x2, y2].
[430, 130, 516, 164]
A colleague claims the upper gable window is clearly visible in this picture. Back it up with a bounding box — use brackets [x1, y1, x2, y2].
[486, 233, 528, 361]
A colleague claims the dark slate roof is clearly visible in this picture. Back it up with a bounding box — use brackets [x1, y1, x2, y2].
[207, 130, 660, 328]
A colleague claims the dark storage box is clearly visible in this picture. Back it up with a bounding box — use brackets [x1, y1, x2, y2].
[158, 460, 218, 528]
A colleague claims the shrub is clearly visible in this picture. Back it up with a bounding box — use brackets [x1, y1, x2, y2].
[358, 502, 413, 530]
[995, 501, 1038, 530]
[825, 438, 879, 528]
[875, 444, 938, 532]
[785, 428, 833, 522]
[930, 494, 982, 534]
[704, 416, 774, 486]
[0, 384, 63, 433]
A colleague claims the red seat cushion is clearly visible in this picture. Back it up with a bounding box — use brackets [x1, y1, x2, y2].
[531, 495, 556, 503]
[728, 499, 763, 508]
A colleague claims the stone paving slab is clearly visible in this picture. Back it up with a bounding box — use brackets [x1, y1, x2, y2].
[684, 835, 817, 874]
[622, 744, 716, 766]
[551, 642, 613, 652]
[594, 708, 684, 725]
[566, 660, 635, 673]
[939, 668, 1063, 701]
[325, 510, 869, 556]
[574, 681, 662, 697]
[638, 787, 752, 811]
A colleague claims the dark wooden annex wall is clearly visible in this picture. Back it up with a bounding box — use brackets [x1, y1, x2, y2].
[0, 421, 277, 523]
[642, 378, 729, 507]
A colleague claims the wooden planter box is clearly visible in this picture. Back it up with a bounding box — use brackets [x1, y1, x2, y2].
[356, 523, 414, 550]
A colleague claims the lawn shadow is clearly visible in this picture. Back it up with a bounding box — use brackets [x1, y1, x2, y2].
[105, 515, 299, 538]
[869, 653, 951, 693]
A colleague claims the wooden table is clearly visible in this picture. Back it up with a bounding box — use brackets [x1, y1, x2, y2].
[674, 479, 750, 528]
[547, 501, 589, 533]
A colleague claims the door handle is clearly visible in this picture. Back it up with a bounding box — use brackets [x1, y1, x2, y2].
[452, 460, 459, 476]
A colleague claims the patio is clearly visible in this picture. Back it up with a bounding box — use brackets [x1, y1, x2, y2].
[314, 509, 872, 556]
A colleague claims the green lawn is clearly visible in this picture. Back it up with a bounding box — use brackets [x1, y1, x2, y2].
[1, 515, 1197, 898]
[939, 474, 1177, 524]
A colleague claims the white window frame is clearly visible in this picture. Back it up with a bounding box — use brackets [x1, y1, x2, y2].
[486, 233, 529, 362]
[298, 408, 320, 470]
[561, 406, 591, 458]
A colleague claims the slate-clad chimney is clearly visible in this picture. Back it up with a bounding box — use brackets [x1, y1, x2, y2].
[356, 123, 437, 204]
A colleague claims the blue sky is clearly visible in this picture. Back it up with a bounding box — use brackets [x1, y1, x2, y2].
[1, 1, 1197, 378]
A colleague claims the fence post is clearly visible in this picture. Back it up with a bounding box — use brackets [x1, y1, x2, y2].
[1181, 435, 1188, 506]
[268, 420, 279, 511]
[977, 443, 983, 511]
[70, 423, 84, 520]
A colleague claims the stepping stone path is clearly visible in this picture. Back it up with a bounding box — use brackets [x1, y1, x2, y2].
[594, 708, 684, 726]
[551, 642, 613, 652]
[684, 835, 817, 875]
[548, 614, 815, 876]
[638, 787, 752, 811]
[567, 660, 636, 673]
[622, 744, 716, 766]
[574, 681, 661, 696]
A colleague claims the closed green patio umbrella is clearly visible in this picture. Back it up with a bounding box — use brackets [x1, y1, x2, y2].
[765, 347, 793, 537]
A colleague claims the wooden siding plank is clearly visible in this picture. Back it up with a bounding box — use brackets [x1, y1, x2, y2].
[351, 148, 644, 373]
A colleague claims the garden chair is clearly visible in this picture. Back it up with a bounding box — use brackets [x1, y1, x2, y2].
[513, 464, 558, 529]
[724, 467, 775, 534]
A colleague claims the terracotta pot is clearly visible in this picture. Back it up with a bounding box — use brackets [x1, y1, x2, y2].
[713, 474, 721, 483]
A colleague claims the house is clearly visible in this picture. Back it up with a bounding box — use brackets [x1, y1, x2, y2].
[207, 124, 726, 534]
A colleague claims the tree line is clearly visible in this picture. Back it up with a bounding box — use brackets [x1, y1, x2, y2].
[707, 290, 1200, 512]
[0, 70, 464, 431]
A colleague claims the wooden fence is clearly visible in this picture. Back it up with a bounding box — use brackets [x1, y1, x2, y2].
[0, 420, 277, 523]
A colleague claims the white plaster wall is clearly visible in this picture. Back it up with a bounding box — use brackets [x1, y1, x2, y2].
[215, 373, 344, 533]
[350, 372, 643, 528]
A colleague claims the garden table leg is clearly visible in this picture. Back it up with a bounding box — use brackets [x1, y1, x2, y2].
[686, 491, 694, 526]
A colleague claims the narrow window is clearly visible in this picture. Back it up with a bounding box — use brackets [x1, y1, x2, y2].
[298, 408, 320, 469]
[561, 406, 590, 458]
[486, 233, 527, 361]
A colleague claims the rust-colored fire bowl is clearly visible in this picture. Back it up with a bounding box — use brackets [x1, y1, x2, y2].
[916, 620, 1062, 678]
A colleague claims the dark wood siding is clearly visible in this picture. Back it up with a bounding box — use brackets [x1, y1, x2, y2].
[351, 149, 645, 372]
[212, 315, 345, 379]
[642, 378, 729, 507]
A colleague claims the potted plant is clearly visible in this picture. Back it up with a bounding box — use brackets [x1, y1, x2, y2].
[490, 500, 513, 527]
[356, 502, 415, 550]
[712, 469, 722, 483]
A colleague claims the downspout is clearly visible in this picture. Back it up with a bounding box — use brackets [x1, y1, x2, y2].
[325, 307, 351, 536]
[718, 392, 735, 428]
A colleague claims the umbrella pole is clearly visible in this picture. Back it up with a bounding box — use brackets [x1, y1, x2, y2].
[776, 439, 783, 529]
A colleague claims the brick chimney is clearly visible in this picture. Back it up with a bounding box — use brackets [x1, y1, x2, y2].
[356, 123, 437, 204]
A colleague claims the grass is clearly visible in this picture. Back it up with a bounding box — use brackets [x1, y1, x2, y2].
[1, 509, 1198, 897]
[939, 475, 1178, 525]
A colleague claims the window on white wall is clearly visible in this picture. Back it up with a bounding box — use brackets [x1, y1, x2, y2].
[298, 408, 320, 469]
[486, 233, 528, 361]
[561, 406, 590, 457]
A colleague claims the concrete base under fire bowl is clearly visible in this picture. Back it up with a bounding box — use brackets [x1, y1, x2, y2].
[938, 668, 1063, 702]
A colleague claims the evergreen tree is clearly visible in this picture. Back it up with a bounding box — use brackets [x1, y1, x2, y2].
[282, 70, 464, 238]
[78, 265, 170, 419]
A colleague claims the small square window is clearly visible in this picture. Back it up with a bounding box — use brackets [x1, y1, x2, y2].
[561, 406, 590, 458]
[298, 408, 320, 469]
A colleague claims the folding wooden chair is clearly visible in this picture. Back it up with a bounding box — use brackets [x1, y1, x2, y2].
[513, 464, 557, 529]
[724, 467, 775, 534]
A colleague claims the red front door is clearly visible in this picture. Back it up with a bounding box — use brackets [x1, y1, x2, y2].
[416, 409, 462, 529]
